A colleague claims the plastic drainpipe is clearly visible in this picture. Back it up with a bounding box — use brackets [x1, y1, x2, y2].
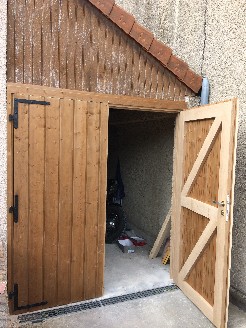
[200, 77, 210, 105]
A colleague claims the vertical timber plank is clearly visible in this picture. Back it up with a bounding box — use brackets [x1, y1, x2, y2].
[7, 0, 16, 82]
[137, 50, 146, 98]
[150, 64, 158, 99]
[124, 39, 134, 96]
[81, 2, 91, 91]
[111, 32, 121, 95]
[50, 0, 60, 88]
[223, 100, 238, 327]
[74, 3, 83, 90]
[59, 0, 69, 89]
[14, 0, 25, 83]
[171, 113, 185, 280]
[13, 97, 29, 308]
[32, 0, 43, 85]
[97, 18, 107, 93]
[104, 23, 113, 94]
[23, 0, 34, 85]
[57, 98, 74, 305]
[89, 8, 99, 92]
[42, 0, 52, 86]
[43, 97, 60, 307]
[95, 103, 108, 297]
[28, 96, 45, 305]
[213, 107, 234, 327]
[67, 0, 76, 90]
[84, 101, 100, 300]
[71, 100, 87, 302]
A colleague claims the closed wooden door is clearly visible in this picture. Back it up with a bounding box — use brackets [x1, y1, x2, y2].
[171, 100, 238, 328]
[8, 91, 108, 313]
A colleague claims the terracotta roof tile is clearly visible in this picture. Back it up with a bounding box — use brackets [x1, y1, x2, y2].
[183, 69, 203, 93]
[130, 22, 154, 50]
[167, 54, 188, 80]
[109, 4, 135, 34]
[89, 0, 202, 93]
[149, 39, 172, 66]
[88, 0, 115, 16]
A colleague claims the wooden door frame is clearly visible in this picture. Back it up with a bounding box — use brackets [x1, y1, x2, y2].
[7, 82, 184, 312]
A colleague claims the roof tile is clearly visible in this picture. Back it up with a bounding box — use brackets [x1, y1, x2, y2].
[149, 39, 172, 66]
[167, 55, 188, 80]
[183, 69, 203, 93]
[130, 22, 154, 50]
[109, 4, 135, 34]
[88, 0, 115, 16]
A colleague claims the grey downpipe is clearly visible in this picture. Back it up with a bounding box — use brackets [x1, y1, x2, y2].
[200, 77, 210, 105]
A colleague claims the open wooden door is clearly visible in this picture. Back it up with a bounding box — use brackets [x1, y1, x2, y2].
[7, 89, 108, 313]
[171, 100, 238, 328]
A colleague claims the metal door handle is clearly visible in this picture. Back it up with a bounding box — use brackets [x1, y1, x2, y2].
[212, 200, 225, 207]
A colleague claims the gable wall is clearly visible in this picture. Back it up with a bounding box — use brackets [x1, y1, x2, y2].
[116, 0, 246, 309]
[7, 0, 192, 100]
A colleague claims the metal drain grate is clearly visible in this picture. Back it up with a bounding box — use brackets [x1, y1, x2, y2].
[18, 284, 178, 324]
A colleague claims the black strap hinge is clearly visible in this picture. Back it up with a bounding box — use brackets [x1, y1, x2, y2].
[9, 195, 18, 223]
[8, 284, 48, 311]
[9, 98, 50, 129]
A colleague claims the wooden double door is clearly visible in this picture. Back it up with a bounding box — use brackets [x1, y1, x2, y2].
[8, 84, 238, 328]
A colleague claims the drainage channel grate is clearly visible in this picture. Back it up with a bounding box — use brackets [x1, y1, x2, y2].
[18, 284, 178, 324]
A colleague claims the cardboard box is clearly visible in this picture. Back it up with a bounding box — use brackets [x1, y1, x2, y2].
[117, 239, 135, 253]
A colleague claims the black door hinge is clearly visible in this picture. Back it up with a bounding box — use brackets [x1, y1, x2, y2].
[9, 98, 51, 129]
[9, 195, 18, 223]
[9, 99, 19, 129]
[8, 284, 48, 311]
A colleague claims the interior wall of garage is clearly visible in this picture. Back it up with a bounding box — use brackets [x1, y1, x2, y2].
[115, 0, 246, 308]
[108, 111, 175, 244]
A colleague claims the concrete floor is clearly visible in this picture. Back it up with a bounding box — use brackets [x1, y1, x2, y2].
[104, 243, 172, 297]
[12, 244, 246, 327]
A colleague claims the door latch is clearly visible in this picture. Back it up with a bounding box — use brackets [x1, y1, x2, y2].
[212, 200, 225, 207]
[213, 197, 230, 221]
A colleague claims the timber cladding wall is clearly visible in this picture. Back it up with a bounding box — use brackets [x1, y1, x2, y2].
[7, 0, 193, 100]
